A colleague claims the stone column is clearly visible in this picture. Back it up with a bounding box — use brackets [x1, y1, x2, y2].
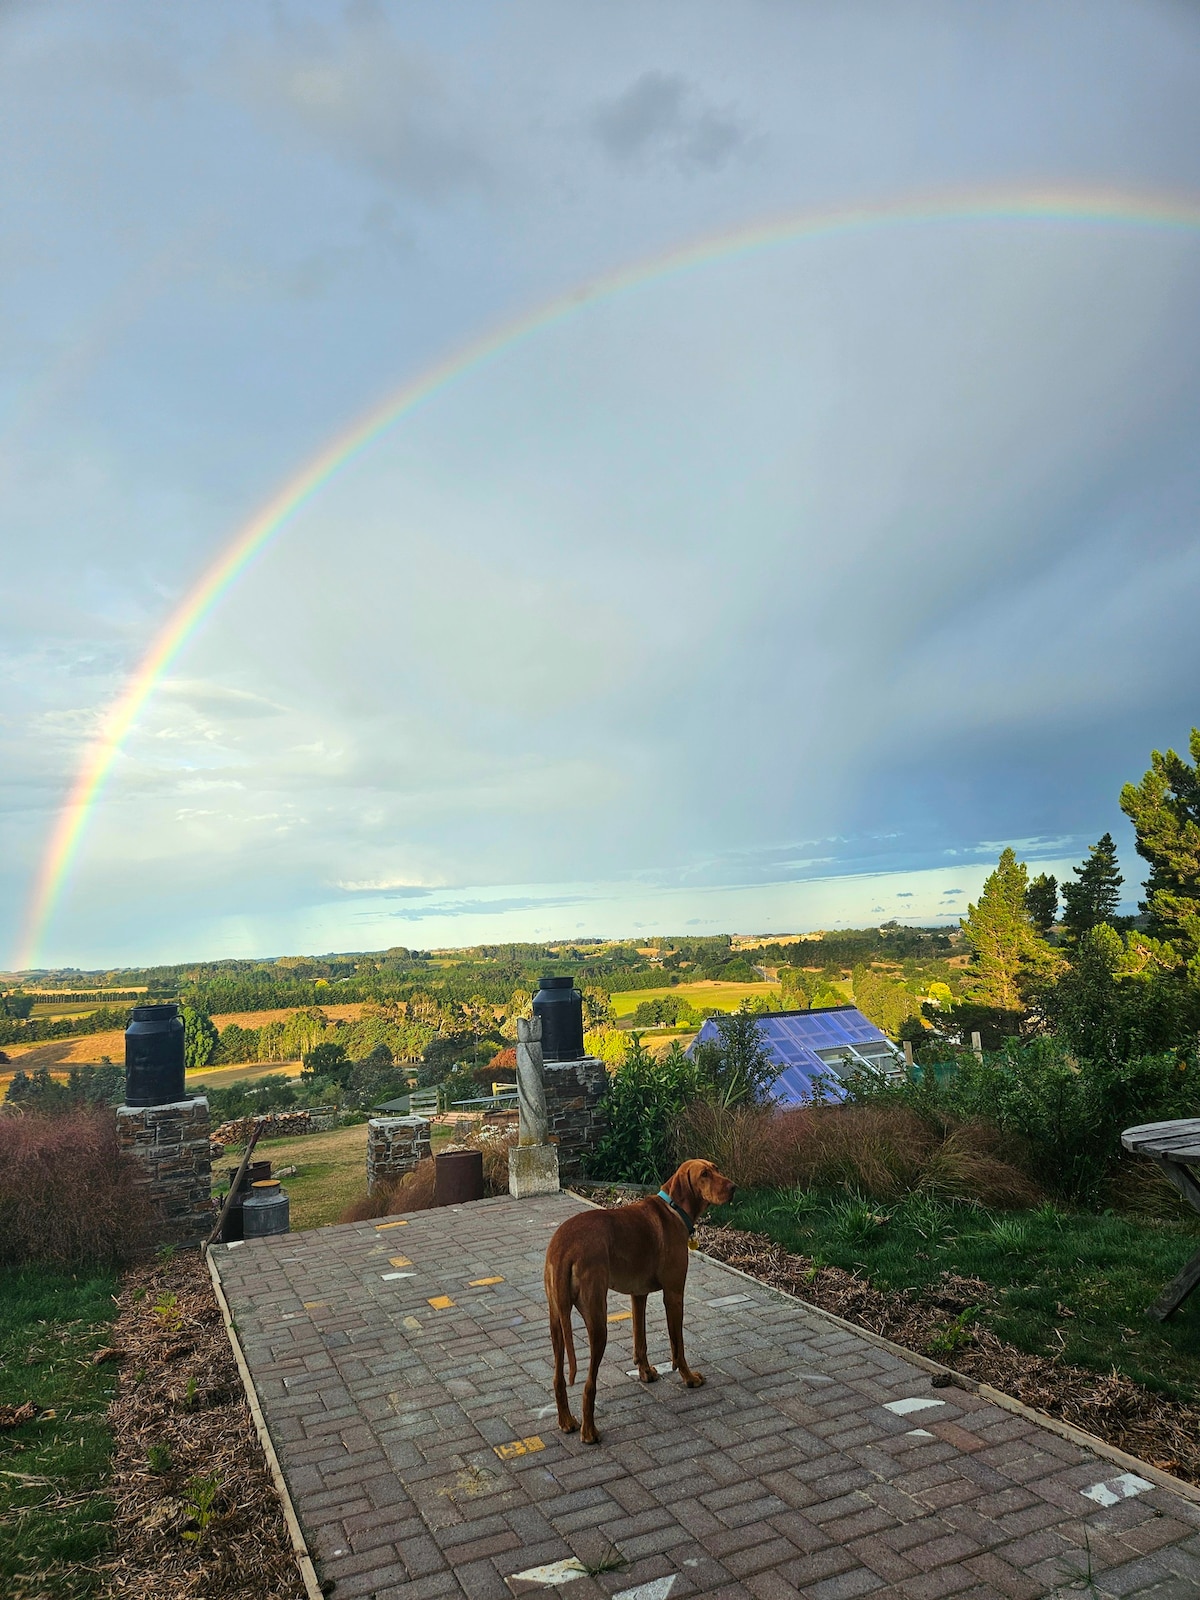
[366, 1116, 432, 1189]
[116, 1095, 213, 1249]
[509, 1016, 560, 1198]
[543, 1056, 608, 1179]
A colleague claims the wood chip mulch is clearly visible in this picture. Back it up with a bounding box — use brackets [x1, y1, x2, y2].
[695, 1220, 1200, 1488]
[101, 1251, 306, 1600]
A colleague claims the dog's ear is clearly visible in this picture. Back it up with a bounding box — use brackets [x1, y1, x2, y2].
[698, 1163, 736, 1205]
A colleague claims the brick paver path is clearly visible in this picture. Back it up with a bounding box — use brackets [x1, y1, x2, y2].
[214, 1193, 1200, 1600]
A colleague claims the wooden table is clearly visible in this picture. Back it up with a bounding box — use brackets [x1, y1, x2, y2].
[1121, 1117, 1200, 1320]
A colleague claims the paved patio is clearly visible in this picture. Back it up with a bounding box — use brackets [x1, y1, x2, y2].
[214, 1192, 1200, 1600]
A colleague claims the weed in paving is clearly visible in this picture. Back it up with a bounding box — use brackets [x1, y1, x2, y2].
[720, 1187, 1200, 1402]
[0, 1266, 119, 1598]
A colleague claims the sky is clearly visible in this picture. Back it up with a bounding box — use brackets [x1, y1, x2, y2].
[4, 1, 1200, 970]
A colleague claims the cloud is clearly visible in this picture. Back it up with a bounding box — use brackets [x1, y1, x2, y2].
[590, 71, 747, 172]
[222, 7, 488, 200]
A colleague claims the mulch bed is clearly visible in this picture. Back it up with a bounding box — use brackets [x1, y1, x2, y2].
[697, 1221, 1200, 1487]
[573, 1187, 1200, 1488]
[101, 1252, 305, 1600]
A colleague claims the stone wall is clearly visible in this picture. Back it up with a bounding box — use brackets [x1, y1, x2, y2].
[367, 1116, 432, 1189]
[543, 1055, 608, 1178]
[116, 1096, 213, 1248]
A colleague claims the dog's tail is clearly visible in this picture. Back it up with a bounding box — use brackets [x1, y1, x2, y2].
[547, 1259, 578, 1385]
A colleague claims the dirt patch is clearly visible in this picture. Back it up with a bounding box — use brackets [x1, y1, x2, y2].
[697, 1221, 1200, 1487]
[102, 1252, 304, 1600]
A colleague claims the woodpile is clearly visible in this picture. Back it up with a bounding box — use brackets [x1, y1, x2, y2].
[209, 1112, 312, 1147]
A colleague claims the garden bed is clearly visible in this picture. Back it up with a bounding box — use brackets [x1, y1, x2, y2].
[101, 1251, 304, 1600]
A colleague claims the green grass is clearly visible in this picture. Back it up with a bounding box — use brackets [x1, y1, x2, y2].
[0, 1268, 120, 1597]
[609, 981, 779, 1019]
[719, 1187, 1200, 1403]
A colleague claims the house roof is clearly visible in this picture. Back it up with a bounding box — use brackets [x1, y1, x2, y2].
[691, 1004, 902, 1105]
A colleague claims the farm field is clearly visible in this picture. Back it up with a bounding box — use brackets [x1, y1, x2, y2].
[187, 1059, 303, 1089]
[609, 980, 780, 1018]
[209, 1003, 366, 1029]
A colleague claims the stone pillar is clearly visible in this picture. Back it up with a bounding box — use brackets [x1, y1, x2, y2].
[366, 1116, 431, 1189]
[116, 1096, 212, 1248]
[509, 1016, 559, 1198]
[543, 1056, 608, 1179]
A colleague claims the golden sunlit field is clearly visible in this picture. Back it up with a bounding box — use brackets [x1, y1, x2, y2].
[609, 980, 780, 1018]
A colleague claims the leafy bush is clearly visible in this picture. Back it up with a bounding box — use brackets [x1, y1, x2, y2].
[0, 1110, 151, 1268]
[591, 1013, 780, 1183]
[844, 1037, 1198, 1205]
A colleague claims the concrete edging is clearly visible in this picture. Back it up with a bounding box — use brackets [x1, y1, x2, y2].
[568, 1189, 1200, 1512]
[204, 1246, 325, 1600]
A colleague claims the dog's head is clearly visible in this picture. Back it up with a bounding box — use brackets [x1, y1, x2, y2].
[671, 1158, 736, 1220]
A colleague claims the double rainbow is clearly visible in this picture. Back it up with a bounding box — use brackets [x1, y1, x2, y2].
[16, 183, 1200, 968]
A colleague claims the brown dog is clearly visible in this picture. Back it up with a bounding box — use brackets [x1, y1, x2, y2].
[544, 1159, 736, 1444]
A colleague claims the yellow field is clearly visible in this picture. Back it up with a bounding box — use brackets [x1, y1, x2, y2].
[187, 1059, 303, 1089]
[609, 980, 779, 1019]
[210, 1003, 366, 1029]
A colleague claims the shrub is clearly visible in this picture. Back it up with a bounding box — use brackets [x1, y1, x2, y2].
[0, 1109, 151, 1268]
[589, 1036, 702, 1183]
[670, 1101, 1042, 1209]
[844, 1036, 1198, 1205]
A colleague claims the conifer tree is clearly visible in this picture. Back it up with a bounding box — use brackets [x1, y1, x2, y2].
[1120, 729, 1200, 960]
[1025, 873, 1058, 938]
[1060, 834, 1123, 941]
[960, 848, 1057, 1010]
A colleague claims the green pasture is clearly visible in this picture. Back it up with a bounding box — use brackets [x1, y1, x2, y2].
[719, 1187, 1200, 1403]
[0, 1268, 119, 1597]
[609, 981, 780, 1019]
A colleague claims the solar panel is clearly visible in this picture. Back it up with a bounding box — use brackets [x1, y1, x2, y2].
[689, 1006, 902, 1105]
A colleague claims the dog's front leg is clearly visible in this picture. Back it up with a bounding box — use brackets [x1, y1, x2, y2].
[663, 1288, 704, 1387]
[631, 1295, 658, 1383]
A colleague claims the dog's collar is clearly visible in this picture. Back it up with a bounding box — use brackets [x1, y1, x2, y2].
[655, 1188, 694, 1235]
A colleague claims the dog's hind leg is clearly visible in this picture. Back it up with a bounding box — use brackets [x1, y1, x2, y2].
[578, 1283, 608, 1445]
[545, 1263, 579, 1433]
[631, 1294, 658, 1383]
[664, 1288, 704, 1388]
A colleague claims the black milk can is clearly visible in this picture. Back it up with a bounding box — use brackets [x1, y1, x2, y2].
[532, 975, 584, 1062]
[124, 1003, 186, 1106]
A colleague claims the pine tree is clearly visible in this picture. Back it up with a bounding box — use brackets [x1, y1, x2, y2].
[961, 848, 1057, 1010]
[1025, 873, 1058, 937]
[1120, 729, 1200, 959]
[1060, 834, 1123, 941]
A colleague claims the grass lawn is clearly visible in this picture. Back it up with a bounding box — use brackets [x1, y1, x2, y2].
[0, 1268, 120, 1598]
[609, 981, 780, 1019]
[720, 1187, 1200, 1403]
[214, 1120, 460, 1229]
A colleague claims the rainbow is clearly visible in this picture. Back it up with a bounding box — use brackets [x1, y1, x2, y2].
[16, 182, 1200, 969]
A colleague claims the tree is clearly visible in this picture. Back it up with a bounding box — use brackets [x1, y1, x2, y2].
[691, 1008, 778, 1107]
[302, 1040, 350, 1083]
[1121, 730, 1200, 961]
[778, 967, 809, 1009]
[960, 849, 1058, 1014]
[1060, 835, 1122, 942]
[582, 986, 614, 1029]
[1025, 874, 1058, 938]
[181, 1004, 218, 1071]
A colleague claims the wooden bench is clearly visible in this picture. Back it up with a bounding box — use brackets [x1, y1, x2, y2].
[1121, 1117, 1200, 1320]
